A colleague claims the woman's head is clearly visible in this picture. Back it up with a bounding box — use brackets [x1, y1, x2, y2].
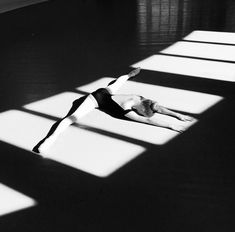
[132, 98, 155, 117]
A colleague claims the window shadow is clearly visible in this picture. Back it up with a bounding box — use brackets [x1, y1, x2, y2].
[0, 96, 235, 231]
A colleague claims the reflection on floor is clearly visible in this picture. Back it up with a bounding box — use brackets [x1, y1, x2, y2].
[0, 183, 36, 217]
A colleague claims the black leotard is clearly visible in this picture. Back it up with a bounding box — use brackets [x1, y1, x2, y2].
[91, 88, 132, 119]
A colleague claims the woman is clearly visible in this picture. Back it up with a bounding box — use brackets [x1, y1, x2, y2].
[33, 68, 193, 153]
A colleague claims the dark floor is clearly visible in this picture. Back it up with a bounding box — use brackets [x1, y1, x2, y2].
[0, 0, 235, 231]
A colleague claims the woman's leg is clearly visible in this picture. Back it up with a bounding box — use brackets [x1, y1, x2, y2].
[105, 68, 141, 94]
[32, 117, 74, 154]
[152, 102, 194, 121]
[33, 94, 97, 154]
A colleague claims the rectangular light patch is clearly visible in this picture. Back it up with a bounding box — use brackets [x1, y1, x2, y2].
[161, 41, 235, 62]
[0, 110, 145, 177]
[24, 91, 189, 145]
[132, 54, 235, 82]
[23, 77, 223, 146]
[0, 183, 36, 217]
[184, 30, 235, 45]
[78, 78, 223, 114]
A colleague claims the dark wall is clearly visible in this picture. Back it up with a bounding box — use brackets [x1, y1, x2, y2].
[0, 0, 47, 14]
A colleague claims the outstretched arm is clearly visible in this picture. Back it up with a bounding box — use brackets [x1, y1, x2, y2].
[125, 111, 186, 132]
[106, 67, 141, 94]
[152, 103, 194, 121]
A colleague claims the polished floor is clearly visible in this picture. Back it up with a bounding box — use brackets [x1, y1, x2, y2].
[0, 0, 235, 231]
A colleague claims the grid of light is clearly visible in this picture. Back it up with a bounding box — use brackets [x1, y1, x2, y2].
[0, 30, 230, 179]
[0, 110, 145, 177]
[24, 80, 209, 146]
[132, 54, 235, 82]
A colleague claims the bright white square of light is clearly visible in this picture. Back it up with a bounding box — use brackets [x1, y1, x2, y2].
[77, 78, 223, 114]
[184, 30, 235, 45]
[0, 183, 36, 217]
[24, 91, 190, 145]
[132, 54, 235, 82]
[0, 110, 145, 177]
[161, 41, 235, 62]
[23, 76, 223, 145]
[25, 92, 80, 119]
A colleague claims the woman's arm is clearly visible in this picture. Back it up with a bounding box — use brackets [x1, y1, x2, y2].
[125, 111, 186, 132]
[152, 102, 194, 121]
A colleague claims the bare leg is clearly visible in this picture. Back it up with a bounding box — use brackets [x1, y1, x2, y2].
[152, 103, 194, 121]
[33, 94, 97, 154]
[105, 68, 141, 94]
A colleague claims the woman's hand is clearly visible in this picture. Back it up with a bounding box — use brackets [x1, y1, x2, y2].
[177, 114, 194, 122]
[171, 124, 186, 133]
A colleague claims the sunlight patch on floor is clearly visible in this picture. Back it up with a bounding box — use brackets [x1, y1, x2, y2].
[0, 110, 145, 177]
[132, 54, 235, 82]
[0, 183, 36, 217]
[77, 78, 223, 114]
[133, 30, 235, 82]
[23, 85, 200, 146]
[183, 30, 235, 45]
[24, 92, 80, 119]
[0, 30, 229, 178]
[161, 41, 235, 62]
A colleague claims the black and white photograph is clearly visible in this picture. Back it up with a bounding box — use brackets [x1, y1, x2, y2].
[0, 0, 234, 231]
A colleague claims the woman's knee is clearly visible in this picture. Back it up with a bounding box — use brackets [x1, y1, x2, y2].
[66, 115, 77, 124]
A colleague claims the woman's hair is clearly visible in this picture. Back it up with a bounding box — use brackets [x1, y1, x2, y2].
[132, 99, 155, 117]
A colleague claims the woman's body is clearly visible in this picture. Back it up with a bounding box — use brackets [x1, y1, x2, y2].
[33, 68, 193, 154]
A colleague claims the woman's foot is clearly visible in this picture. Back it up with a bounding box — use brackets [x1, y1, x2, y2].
[128, 67, 141, 78]
[32, 145, 40, 154]
[32, 136, 56, 154]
